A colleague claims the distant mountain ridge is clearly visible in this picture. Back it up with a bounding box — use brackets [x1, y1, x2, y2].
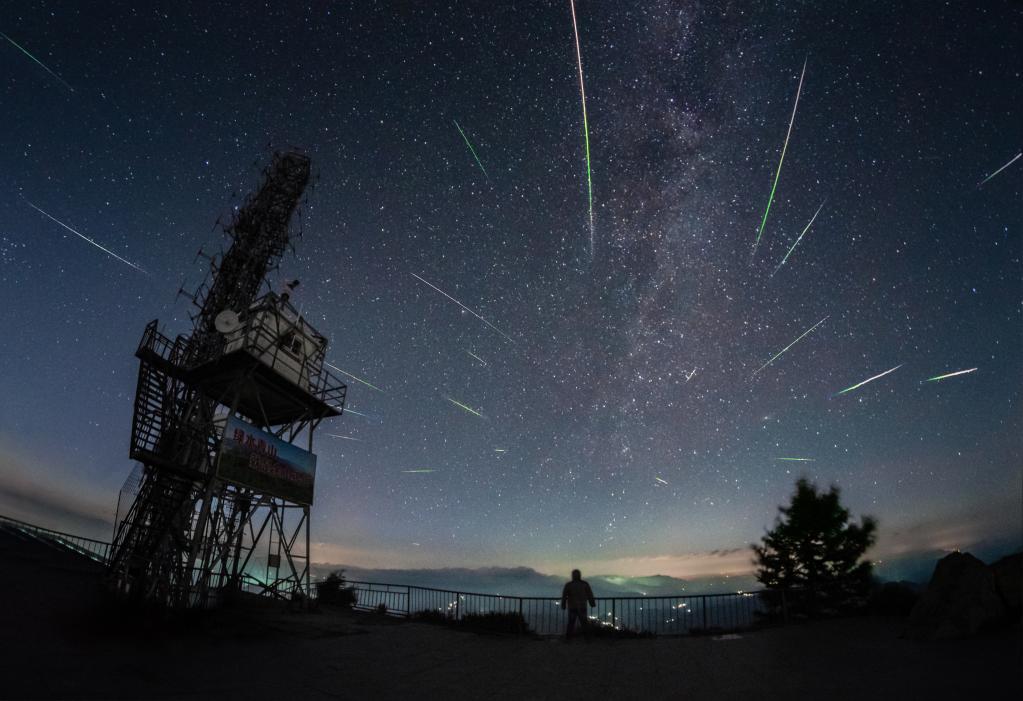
[310, 563, 758, 597]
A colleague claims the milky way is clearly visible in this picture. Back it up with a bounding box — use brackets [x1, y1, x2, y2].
[0, 2, 1019, 578]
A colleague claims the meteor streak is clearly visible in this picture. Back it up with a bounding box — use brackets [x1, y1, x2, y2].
[569, 0, 595, 257]
[465, 350, 488, 366]
[772, 201, 825, 276]
[411, 272, 515, 343]
[327, 434, 363, 442]
[753, 59, 807, 258]
[325, 362, 384, 392]
[835, 364, 903, 396]
[924, 367, 977, 383]
[342, 407, 375, 420]
[493, 448, 507, 453]
[774, 457, 815, 462]
[978, 152, 1021, 187]
[453, 120, 490, 182]
[23, 198, 146, 273]
[654, 476, 669, 485]
[751, 315, 829, 377]
[401, 469, 436, 474]
[445, 396, 482, 418]
[1, 32, 74, 92]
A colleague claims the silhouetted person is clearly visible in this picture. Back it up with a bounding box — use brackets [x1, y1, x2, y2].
[561, 569, 596, 638]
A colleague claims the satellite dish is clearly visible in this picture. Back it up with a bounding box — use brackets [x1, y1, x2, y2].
[214, 310, 241, 334]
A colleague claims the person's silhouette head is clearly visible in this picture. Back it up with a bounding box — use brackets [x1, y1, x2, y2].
[571, 569, 581, 581]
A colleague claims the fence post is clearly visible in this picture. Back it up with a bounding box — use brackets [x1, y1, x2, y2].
[406, 585, 411, 618]
[612, 599, 616, 629]
[702, 596, 708, 631]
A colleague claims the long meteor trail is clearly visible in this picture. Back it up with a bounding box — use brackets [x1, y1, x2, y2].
[751, 315, 828, 377]
[774, 457, 816, 462]
[569, 0, 595, 257]
[977, 152, 1021, 188]
[1, 32, 74, 92]
[325, 362, 384, 392]
[772, 201, 825, 276]
[924, 367, 977, 383]
[835, 364, 903, 396]
[753, 59, 807, 259]
[411, 272, 515, 344]
[453, 120, 490, 182]
[445, 396, 483, 418]
[23, 198, 146, 273]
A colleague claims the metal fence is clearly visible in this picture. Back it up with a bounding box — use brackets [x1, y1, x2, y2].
[0, 512, 794, 637]
[0, 513, 111, 564]
[341, 579, 787, 637]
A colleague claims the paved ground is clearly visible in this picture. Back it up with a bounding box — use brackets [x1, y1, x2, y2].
[2, 527, 1019, 699]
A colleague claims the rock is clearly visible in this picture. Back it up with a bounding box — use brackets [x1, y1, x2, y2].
[989, 552, 1022, 620]
[905, 551, 1006, 640]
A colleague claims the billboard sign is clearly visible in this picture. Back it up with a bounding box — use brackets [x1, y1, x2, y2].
[217, 416, 317, 505]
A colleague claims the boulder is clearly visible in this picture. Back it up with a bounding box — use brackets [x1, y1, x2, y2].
[989, 551, 1022, 620]
[905, 551, 1005, 640]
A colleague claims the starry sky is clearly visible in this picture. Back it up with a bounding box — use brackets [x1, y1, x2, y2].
[0, 1, 1020, 581]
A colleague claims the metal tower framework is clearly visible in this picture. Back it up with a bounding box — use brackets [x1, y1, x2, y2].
[108, 152, 346, 607]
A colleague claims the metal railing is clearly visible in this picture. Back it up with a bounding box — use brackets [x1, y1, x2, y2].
[0, 514, 111, 564]
[0, 512, 796, 636]
[336, 579, 789, 637]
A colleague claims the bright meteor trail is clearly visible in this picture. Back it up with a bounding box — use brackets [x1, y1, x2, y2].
[445, 396, 483, 418]
[411, 272, 515, 344]
[1, 32, 74, 92]
[924, 368, 977, 383]
[772, 201, 825, 276]
[751, 315, 829, 377]
[325, 362, 384, 392]
[23, 198, 146, 273]
[753, 59, 807, 259]
[453, 120, 490, 182]
[774, 457, 816, 462]
[569, 0, 595, 258]
[835, 364, 903, 396]
[977, 152, 1021, 188]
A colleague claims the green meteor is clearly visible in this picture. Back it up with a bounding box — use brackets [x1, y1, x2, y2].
[445, 396, 483, 418]
[326, 362, 384, 392]
[753, 59, 807, 259]
[924, 367, 977, 383]
[751, 315, 829, 377]
[569, 0, 595, 257]
[453, 120, 489, 182]
[835, 364, 903, 396]
[1, 31, 73, 92]
[772, 200, 825, 277]
[774, 457, 815, 462]
[401, 469, 437, 474]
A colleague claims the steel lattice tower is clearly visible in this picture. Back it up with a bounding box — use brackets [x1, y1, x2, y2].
[108, 152, 346, 607]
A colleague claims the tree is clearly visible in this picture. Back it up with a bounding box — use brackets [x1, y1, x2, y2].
[753, 478, 878, 610]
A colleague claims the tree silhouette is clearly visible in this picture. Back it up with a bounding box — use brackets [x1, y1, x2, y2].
[753, 478, 878, 610]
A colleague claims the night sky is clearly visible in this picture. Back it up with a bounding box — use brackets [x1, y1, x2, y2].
[1, 1, 1019, 581]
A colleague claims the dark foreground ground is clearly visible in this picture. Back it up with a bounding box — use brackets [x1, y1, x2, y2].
[1, 528, 1019, 700]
